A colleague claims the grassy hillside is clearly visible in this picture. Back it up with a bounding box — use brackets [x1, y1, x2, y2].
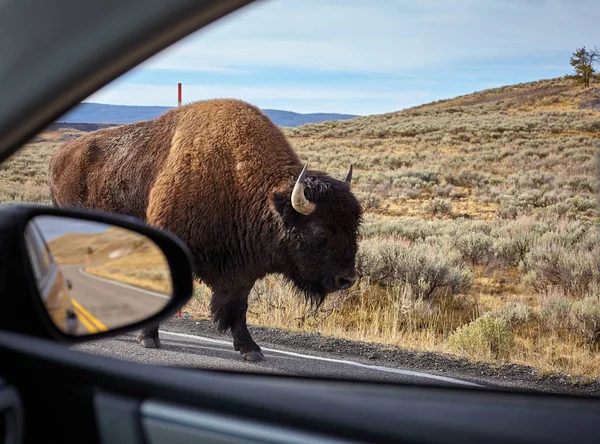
[283, 77, 600, 222]
[267, 78, 600, 378]
[4, 77, 600, 379]
[49, 227, 172, 294]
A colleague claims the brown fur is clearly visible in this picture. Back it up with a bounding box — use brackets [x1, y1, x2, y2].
[49, 99, 362, 360]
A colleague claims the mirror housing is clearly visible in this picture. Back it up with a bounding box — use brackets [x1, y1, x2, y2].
[0, 204, 195, 343]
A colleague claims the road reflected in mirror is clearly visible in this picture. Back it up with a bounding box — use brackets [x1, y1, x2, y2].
[24, 215, 173, 336]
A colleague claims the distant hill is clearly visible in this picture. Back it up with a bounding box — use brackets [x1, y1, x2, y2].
[56, 102, 359, 128]
[284, 77, 600, 139]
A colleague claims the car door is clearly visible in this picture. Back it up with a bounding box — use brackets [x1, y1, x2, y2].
[23, 220, 78, 335]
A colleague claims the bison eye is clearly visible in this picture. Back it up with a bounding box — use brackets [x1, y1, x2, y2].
[313, 228, 326, 237]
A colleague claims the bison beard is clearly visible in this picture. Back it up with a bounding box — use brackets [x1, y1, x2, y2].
[48, 99, 362, 362]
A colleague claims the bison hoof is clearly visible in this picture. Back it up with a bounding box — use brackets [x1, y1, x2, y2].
[241, 350, 264, 362]
[137, 334, 160, 349]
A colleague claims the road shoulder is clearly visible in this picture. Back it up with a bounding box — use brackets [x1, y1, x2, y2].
[162, 315, 600, 397]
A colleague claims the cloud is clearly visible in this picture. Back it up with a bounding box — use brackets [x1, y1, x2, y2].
[84, 0, 600, 114]
[141, 0, 600, 75]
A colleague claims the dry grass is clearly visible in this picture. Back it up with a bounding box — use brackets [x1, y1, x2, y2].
[6, 76, 600, 378]
[84, 245, 173, 294]
[49, 226, 146, 264]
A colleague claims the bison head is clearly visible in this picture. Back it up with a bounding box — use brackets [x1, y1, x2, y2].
[271, 163, 363, 304]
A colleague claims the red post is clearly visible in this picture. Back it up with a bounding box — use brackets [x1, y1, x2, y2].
[177, 82, 182, 319]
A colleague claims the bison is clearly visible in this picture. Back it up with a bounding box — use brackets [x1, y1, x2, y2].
[48, 98, 362, 361]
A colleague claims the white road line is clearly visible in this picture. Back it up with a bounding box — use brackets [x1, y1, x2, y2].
[159, 330, 484, 388]
[77, 266, 171, 299]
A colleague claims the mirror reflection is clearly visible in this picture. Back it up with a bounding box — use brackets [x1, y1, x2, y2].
[24, 215, 173, 336]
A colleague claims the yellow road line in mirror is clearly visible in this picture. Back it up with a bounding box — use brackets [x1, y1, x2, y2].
[72, 301, 106, 333]
[73, 306, 99, 334]
[71, 298, 108, 333]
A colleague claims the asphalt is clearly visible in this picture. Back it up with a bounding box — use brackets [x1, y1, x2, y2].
[59, 266, 600, 395]
[62, 265, 486, 388]
[69, 315, 600, 397]
[60, 264, 170, 334]
[71, 326, 484, 388]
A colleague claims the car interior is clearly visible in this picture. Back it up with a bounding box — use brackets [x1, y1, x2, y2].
[0, 1, 599, 443]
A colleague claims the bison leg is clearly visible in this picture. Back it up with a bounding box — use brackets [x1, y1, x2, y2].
[136, 323, 160, 348]
[210, 284, 264, 362]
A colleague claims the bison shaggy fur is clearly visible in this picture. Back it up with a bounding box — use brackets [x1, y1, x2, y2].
[48, 98, 362, 361]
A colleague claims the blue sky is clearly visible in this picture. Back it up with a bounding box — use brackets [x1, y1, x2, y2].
[88, 0, 600, 116]
[33, 216, 112, 241]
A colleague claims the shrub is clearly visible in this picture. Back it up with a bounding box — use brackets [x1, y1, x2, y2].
[398, 169, 439, 184]
[546, 202, 574, 217]
[538, 288, 600, 345]
[456, 232, 493, 266]
[383, 155, 412, 169]
[570, 297, 600, 345]
[484, 303, 534, 329]
[356, 191, 383, 211]
[445, 171, 489, 187]
[544, 221, 589, 245]
[539, 293, 572, 331]
[566, 195, 597, 212]
[434, 184, 454, 197]
[580, 226, 600, 252]
[497, 202, 520, 219]
[559, 175, 595, 193]
[358, 216, 436, 240]
[449, 316, 515, 360]
[425, 198, 452, 216]
[509, 170, 554, 189]
[356, 238, 472, 299]
[492, 220, 543, 266]
[400, 187, 423, 199]
[522, 236, 600, 296]
[462, 220, 495, 236]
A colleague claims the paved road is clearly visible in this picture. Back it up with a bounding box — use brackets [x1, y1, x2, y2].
[71, 326, 485, 388]
[60, 264, 170, 334]
[60, 269, 487, 388]
[62, 287, 598, 395]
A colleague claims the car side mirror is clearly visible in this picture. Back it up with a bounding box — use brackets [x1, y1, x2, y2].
[0, 204, 194, 342]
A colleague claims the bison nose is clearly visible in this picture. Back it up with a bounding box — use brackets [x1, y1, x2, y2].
[335, 271, 357, 290]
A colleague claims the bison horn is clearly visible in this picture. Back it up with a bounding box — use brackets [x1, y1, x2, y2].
[344, 164, 353, 185]
[291, 163, 316, 216]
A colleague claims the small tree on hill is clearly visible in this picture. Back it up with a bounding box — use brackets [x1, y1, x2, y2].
[568, 46, 599, 88]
